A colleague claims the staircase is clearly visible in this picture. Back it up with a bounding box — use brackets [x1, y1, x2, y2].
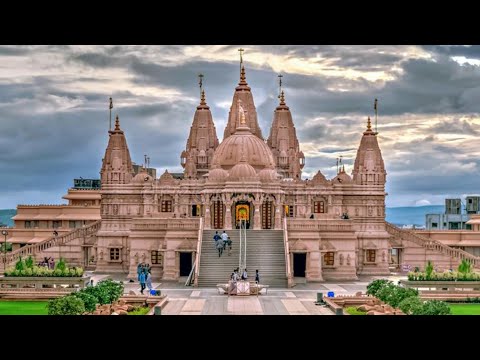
[198, 230, 287, 287]
[1, 220, 101, 270]
[385, 222, 480, 268]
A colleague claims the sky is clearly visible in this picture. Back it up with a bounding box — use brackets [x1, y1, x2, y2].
[1, 45, 480, 209]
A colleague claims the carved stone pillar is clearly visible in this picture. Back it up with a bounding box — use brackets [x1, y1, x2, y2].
[204, 203, 211, 230]
[173, 194, 180, 217]
[162, 249, 177, 280]
[224, 201, 233, 230]
[306, 251, 323, 282]
[253, 201, 261, 230]
[274, 200, 282, 230]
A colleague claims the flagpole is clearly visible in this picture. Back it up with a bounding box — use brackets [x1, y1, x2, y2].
[109, 97, 113, 131]
[374, 98, 378, 134]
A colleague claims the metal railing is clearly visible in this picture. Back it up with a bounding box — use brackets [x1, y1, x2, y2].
[283, 217, 293, 287]
[193, 217, 203, 287]
[239, 220, 247, 274]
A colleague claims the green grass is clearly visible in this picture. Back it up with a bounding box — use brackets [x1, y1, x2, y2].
[449, 304, 480, 315]
[0, 301, 49, 315]
[345, 306, 367, 315]
[128, 306, 150, 315]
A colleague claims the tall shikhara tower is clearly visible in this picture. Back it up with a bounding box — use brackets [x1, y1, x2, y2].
[181, 89, 219, 178]
[223, 66, 263, 140]
[267, 91, 305, 179]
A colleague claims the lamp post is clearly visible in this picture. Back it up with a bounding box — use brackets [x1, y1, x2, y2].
[2, 229, 8, 270]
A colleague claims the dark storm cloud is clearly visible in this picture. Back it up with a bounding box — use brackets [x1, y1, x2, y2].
[2, 45, 480, 208]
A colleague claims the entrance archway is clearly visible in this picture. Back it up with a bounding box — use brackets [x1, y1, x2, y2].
[235, 201, 251, 229]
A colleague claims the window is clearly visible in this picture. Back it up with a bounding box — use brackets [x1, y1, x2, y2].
[69, 221, 76, 229]
[110, 248, 120, 261]
[161, 200, 172, 212]
[191, 205, 201, 217]
[366, 250, 376, 263]
[324, 252, 335, 266]
[25, 221, 32, 228]
[432, 222, 438, 228]
[284, 205, 294, 217]
[53, 221, 61, 229]
[314, 201, 325, 213]
[151, 251, 163, 266]
[466, 224, 472, 230]
[469, 198, 473, 204]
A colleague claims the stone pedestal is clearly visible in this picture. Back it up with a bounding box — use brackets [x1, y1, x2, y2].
[306, 251, 323, 281]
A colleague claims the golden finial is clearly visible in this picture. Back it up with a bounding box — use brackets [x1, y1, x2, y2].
[200, 90, 206, 105]
[279, 90, 285, 105]
[240, 65, 246, 83]
[367, 116, 372, 131]
[115, 115, 120, 130]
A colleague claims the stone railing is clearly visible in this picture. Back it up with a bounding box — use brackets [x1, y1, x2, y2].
[286, 218, 354, 232]
[0, 276, 90, 289]
[193, 217, 203, 287]
[131, 218, 200, 231]
[3, 220, 101, 267]
[283, 217, 293, 287]
[385, 222, 480, 268]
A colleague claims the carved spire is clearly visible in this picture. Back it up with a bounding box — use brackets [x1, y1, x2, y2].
[100, 114, 134, 185]
[352, 116, 387, 186]
[223, 58, 263, 140]
[182, 82, 219, 178]
[267, 77, 303, 179]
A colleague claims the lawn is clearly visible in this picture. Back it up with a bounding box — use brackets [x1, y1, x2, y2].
[0, 301, 49, 315]
[449, 304, 480, 315]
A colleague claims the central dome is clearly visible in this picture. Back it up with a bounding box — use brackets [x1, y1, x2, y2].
[212, 126, 276, 171]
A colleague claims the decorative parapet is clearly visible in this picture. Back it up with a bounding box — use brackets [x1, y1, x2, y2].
[131, 218, 200, 231]
[287, 218, 354, 232]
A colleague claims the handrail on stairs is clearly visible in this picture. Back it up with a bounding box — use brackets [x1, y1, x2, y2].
[385, 221, 480, 267]
[4, 220, 102, 267]
[283, 217, 293, 287]
[193, 217, 203, 287]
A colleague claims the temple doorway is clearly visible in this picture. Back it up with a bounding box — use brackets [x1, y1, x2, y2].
[235, 201, 251, 229]
[293, 253, 306, 277]
[262, 200, 273, 229]
[212, 200, 224, 229]
[179, 252, 193, 276]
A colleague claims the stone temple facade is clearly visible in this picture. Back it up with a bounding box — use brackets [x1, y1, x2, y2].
[95, 65, 390, 283]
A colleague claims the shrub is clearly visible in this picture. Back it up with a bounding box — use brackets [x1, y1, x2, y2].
[96, 279, 124, 303]
[398, 296, 423, 315]
[128, 307, 151, 315]
[458, 259, 472, 274]
[74, 291, 98, 312]
[419, 300, 451, 315]
[55, 258, 67, 272]
[25, 256, 34, 269]
[366, 279, 392, 297]
[47, 295, 85, 315]
[15, 258, 25, 271]
[425, 260, 434, 280]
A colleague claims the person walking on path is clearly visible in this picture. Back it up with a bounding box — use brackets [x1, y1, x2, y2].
[216, 237, 224, 257]
[255, 269, 260, 283]
[137, 263, 143, 282]
[221, 230, 229, 250]
[213, 231, 221, 249]
[146, 271, 153, 293]
[139, 272, 146, 294]
[227, 236, 232, 256]
[241, 268, 248, 280]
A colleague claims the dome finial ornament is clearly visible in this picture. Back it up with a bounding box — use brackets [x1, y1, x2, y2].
[367, 116, 372, 131]
[115, 115, 120, 131]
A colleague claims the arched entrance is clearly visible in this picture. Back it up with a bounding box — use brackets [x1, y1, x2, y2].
[235, 201, 252, 229]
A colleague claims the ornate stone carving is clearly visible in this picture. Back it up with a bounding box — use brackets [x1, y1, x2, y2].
[339, 253, 344, 265]
[347, 254, 351, 266]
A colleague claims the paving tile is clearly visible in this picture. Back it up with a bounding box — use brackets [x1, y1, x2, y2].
[281, 299, 310, 315]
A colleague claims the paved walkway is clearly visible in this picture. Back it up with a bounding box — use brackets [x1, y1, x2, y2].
[87, 273, 406, 315]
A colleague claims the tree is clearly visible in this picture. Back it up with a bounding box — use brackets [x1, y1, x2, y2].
[47, 295, 85, 315]
[425, 260, 434, 280]
[458, 259, 472, 274]
[366, 279, 392, 297]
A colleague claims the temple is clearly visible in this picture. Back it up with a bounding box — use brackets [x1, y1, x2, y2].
[4, 59, 479, 286]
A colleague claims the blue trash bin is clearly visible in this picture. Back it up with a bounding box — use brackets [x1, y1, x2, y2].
[327, 291, 335, 297]
[150, 289, 156, 296]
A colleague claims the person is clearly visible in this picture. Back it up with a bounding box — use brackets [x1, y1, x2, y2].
[309, 214, 314, 219]
[88, 279, 94, 287]
[137, 263, 143, 282]
[216, 237, 224, 257]
[221, 230, 229, 250]
[146, 271, 153, 293]
[227, 236, 232, 256]
[241, 268, 248, 280]
[139, 271, 146, 295]
[255, 269, 260, 283]
[213, 231, 221, 248]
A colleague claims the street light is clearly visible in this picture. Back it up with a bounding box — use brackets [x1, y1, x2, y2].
[2, 229, 8, 270]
